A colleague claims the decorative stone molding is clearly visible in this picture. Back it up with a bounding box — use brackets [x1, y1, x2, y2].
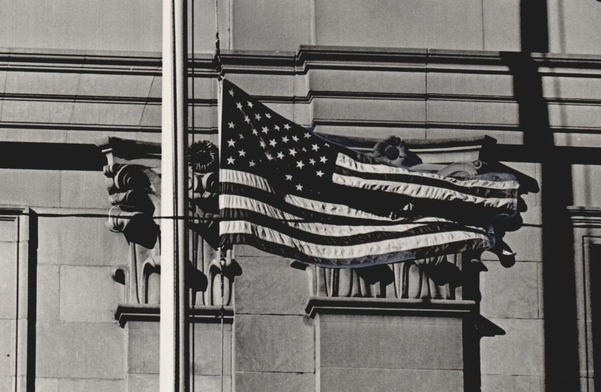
[304, 297, 477, 318]
[5, 47, 601, 139]
[292, 252, 484, 301]
[4, 46, 601, 78]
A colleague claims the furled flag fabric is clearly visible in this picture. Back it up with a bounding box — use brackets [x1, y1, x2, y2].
[218, 79, 520, 267]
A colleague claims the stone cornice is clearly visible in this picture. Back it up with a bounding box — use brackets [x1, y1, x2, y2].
[4, 46, 601, 138]
[3, 46, 601, 76]
[0, 48, 162, 75]
[115, 304, 234, 327]
[0, 206, 31, 216]
[305, 297, 477, 318]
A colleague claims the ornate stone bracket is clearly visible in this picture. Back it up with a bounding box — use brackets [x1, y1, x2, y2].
[102, 157, 162, 304]
[96, 137, 237, 309]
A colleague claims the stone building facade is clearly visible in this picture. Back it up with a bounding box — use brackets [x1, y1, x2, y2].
[2, 1, 601, 391]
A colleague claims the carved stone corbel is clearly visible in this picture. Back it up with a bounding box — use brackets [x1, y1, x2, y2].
[100, 148, 162, 304]
[104, 163, 160, 249]
[97, 137, 225, 307]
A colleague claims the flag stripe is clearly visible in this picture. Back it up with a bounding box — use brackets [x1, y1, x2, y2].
[220, 195, 487, 245]
[333, 152, 518, 211]
[220, 220, 491, 267]
[221, 169, 406, 225]
[220, 167, 274, 193]
[336, 152, 519, 191]
[221, 181, 390, 226]
[220, 210, 483, 247]
[334, 165, 518, 200]
[335, 153, 519, 208]
[220, 194, 433, 233]
[224, 232, 487, 267]
[333, 171, 517, 210]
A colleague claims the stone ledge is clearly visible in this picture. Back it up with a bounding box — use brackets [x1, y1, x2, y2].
[0, 206, 30, 216]
[115, 304, 234, 327]
[305, 297, 477, 318]
[0, 142, 106, 170]
[3, 46, 601, 75]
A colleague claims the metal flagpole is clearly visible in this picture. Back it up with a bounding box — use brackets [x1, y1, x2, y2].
[160, 0, 189, 390]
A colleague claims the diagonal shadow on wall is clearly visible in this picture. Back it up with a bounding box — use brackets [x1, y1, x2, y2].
[501, 1, 580, 391]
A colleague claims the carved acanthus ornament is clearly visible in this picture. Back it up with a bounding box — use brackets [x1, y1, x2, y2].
[292, 252, 485, 300]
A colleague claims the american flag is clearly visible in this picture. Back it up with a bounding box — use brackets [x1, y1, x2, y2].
[218, 79, 520, 267]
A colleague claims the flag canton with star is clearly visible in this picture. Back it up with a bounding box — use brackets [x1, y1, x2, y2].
[221, 81, 339, 197]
